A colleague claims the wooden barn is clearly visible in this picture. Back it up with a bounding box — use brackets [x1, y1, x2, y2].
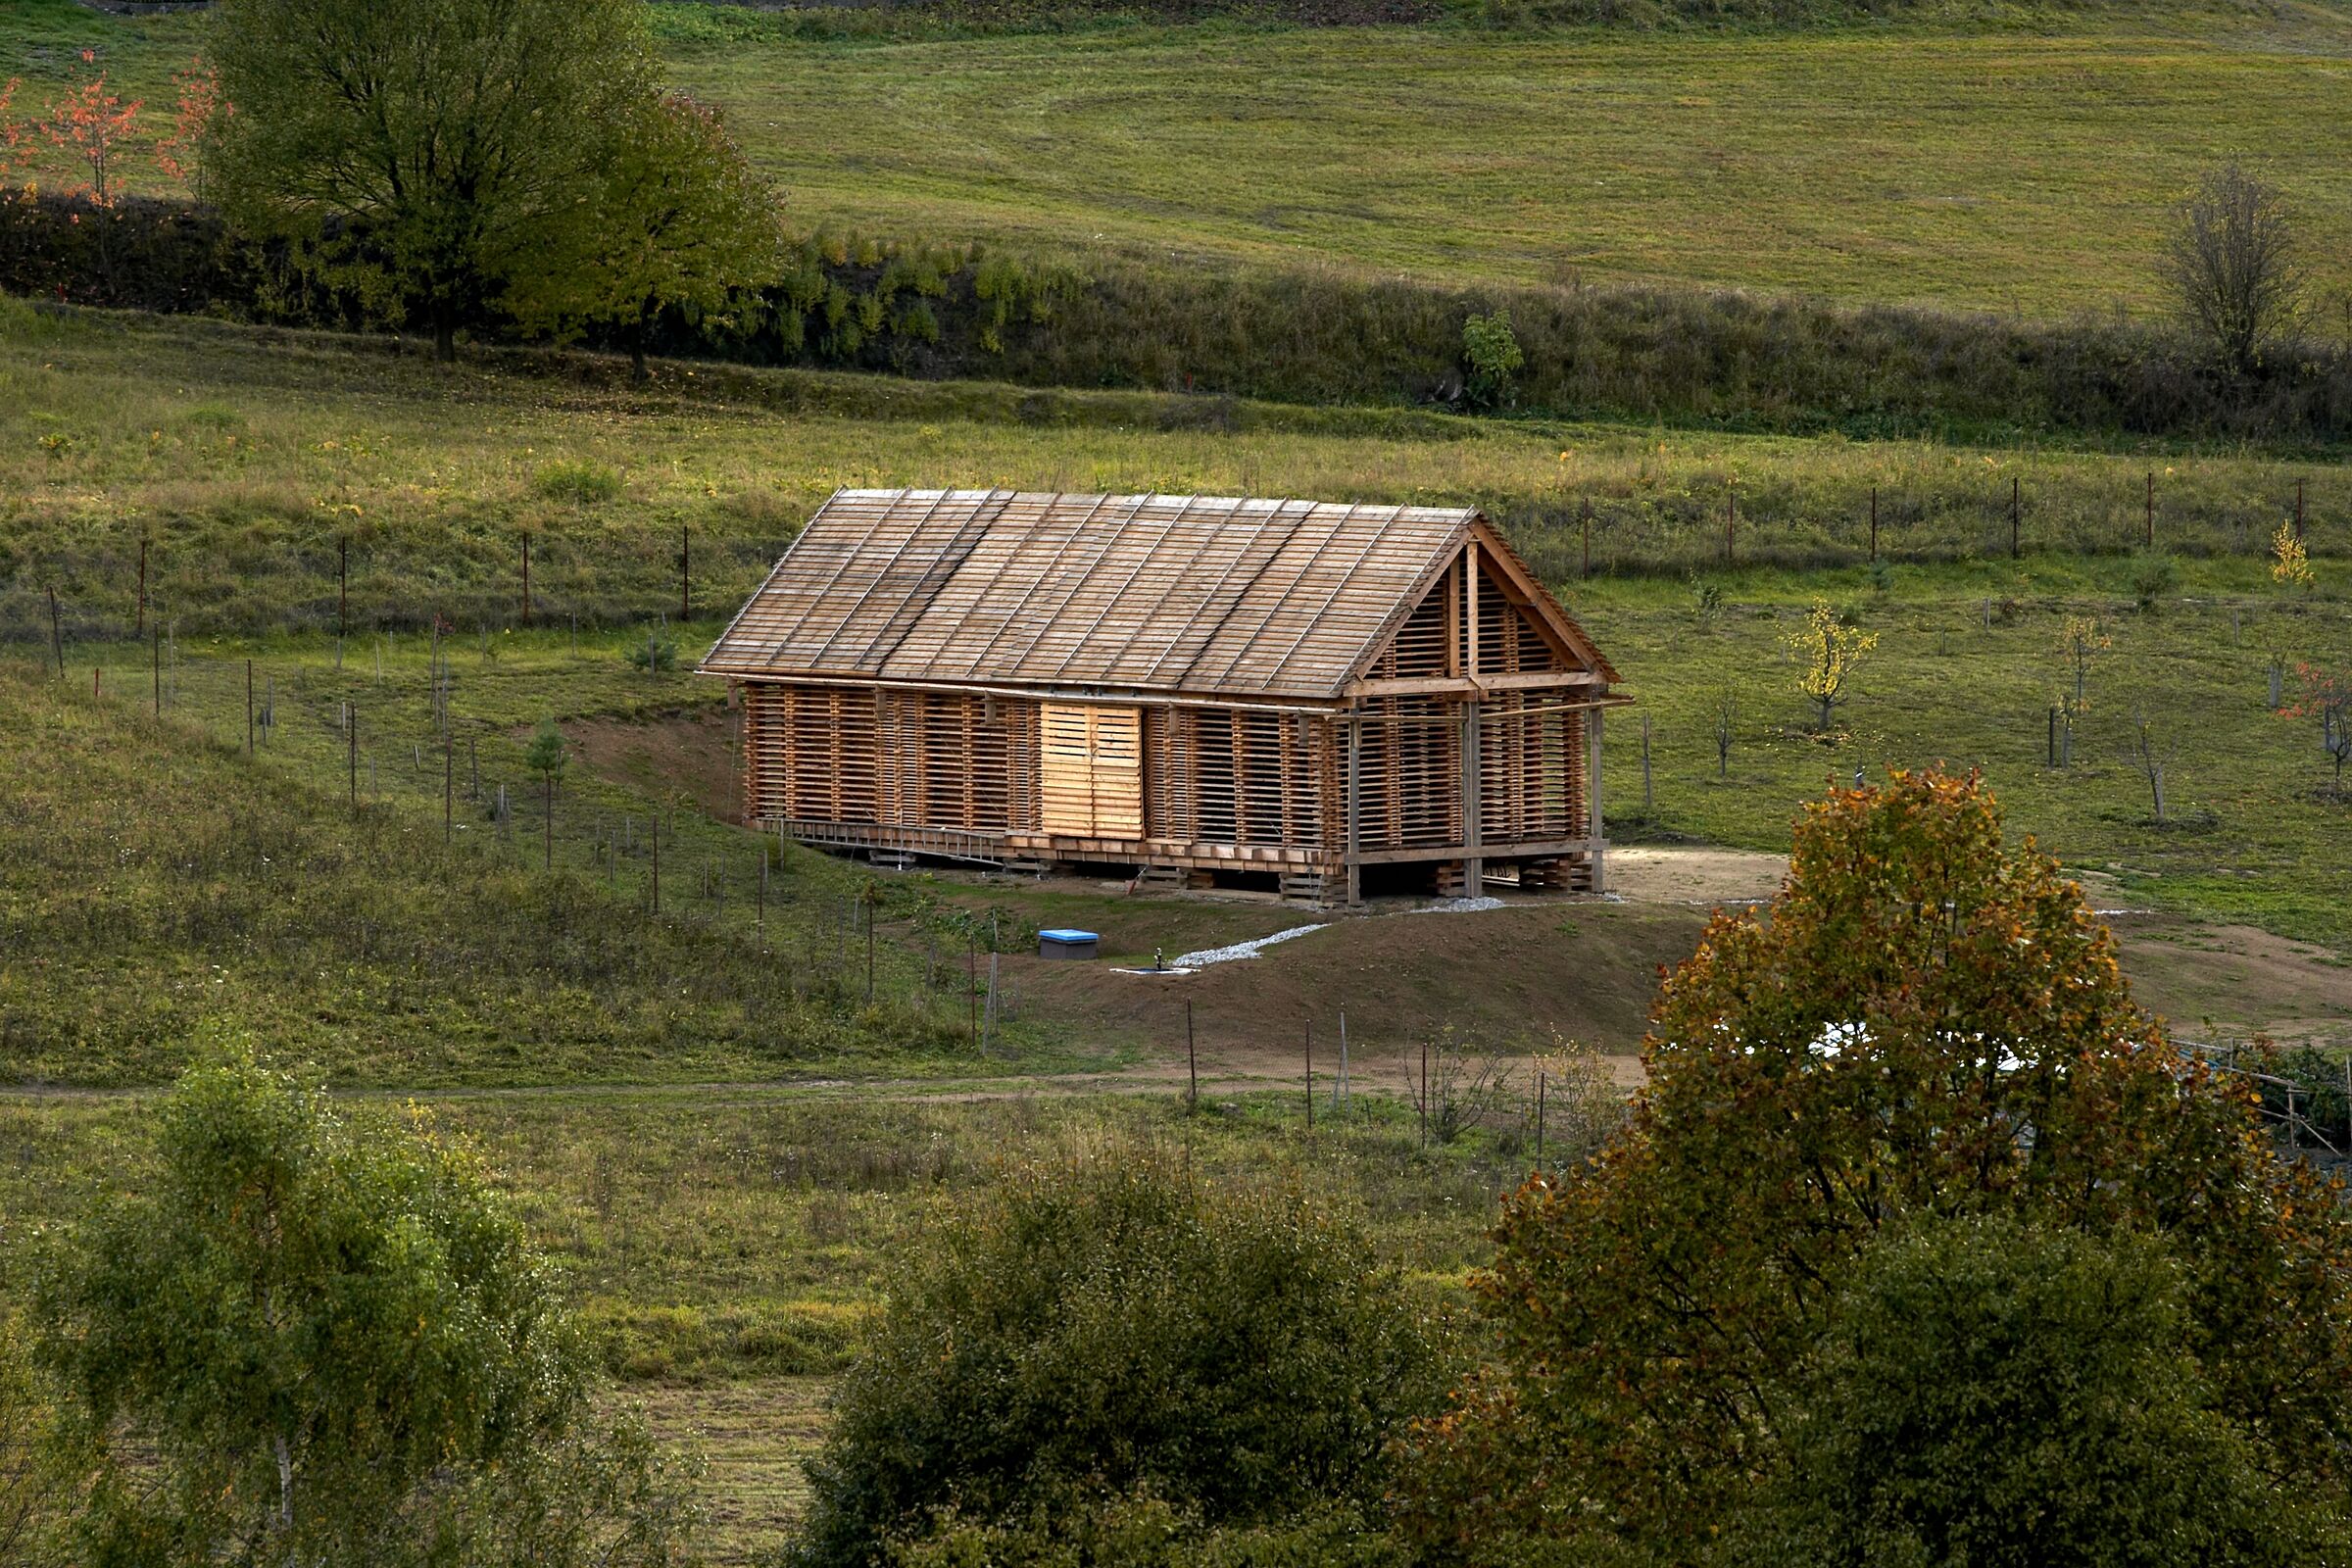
[699, 489, 1624, 906]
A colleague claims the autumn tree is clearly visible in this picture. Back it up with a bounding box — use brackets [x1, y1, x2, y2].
[1396, 769, 2352, 1563]
[504, 91, 781, 380]
[2281, 662, 2352, 799]
[1784, 599, 1877, 730]
[2163, 162, 2304, 376]
[2273, 520, 2317, 590]
[2050, 613, 2108, 767]
[34, 1046, 702, 1567]
[1755, 1215, 2325, 1568]
[201, 0, 660, 361]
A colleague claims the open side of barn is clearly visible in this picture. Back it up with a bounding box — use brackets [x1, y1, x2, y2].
[699, 490, 1626, 906]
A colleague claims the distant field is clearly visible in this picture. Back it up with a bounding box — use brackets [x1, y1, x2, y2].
[16, 0, 2352, 318]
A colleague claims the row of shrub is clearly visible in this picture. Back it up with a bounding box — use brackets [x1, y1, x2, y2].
[9, 187, 2352, 447]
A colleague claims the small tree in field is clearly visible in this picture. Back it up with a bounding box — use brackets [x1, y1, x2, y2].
[2163, 162, 2304, 375]
[203, 0, 659, 361]
[526, 717, 569, 870]
[2281, 662, 2351, 799]
[2273, 520, 2316, 590]
[2051, 613, 2110, 767]
[504, 92, 780, 381]
[35, 1047, 701, 1567]
[1784, 599, 1877, 730]
[1395, 770, 2352, 1561]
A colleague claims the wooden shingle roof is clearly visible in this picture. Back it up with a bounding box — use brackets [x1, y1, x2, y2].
[701, 489, 1611, 701]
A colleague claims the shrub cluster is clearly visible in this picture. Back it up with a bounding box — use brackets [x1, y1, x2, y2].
[7, 188, 2351, 446]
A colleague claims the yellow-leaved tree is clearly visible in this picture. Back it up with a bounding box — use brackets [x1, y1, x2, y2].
[1785, 599, 1879, 731]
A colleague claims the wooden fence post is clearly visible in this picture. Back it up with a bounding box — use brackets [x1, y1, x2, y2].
[47, 587, 65, 681]
[680, 525, 691, 620]
[444, 733, 454, 843]
[245, 659, 254, 756]
[348, 705, 359, 812]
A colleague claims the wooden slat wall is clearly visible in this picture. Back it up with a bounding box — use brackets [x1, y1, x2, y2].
[1144, 708, 1328, 849]
[1354, 697, 1462, 851]
[1478, 695, 1588, 841]
[742, 683, 1041, 834]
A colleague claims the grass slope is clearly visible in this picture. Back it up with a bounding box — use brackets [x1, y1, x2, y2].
[18, 0, 2352, 317]
[6, 307, 2348, 645]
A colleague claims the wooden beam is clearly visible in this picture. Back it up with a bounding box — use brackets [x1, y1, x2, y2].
[1345, 714, 1362, 906]
[1347, 670, 1606, 700]
[1348, 836, 1599, 867]
[1462, 701, 1483, 894]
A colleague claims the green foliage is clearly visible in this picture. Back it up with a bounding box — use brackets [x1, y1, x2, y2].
[628, 627, 683, 672]
[1398, 770, 2352, 1557]
[505, 91, 783, 375]
[2132, 551, 2181, 608]
[526, 716, 571, 784]
[535, 460, 625, 505]
[33, 1045, 704, 1566]
[1460, 310, 1523, 410]
[791, 1154, 1448, 1568]
[889, 1495, 1415, 1568]
[1749, 1214, 2328, 1568]
[202, 0, 661, 357]
[0, 1311, 66, 1568]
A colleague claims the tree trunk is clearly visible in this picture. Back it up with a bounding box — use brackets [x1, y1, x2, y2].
[433, 318, 456, 364]
[2149, 763, 2167, 825]
[631, 325, 649, 384]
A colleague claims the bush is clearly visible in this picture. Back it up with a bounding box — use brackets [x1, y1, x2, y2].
[1460, 309, 1524, 409]
[535, 460, 624, 504]
[1751, 1214, 2329, 1567]
[789, 1153, 1447, 1568]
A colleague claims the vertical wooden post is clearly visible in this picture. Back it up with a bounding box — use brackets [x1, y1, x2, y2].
[757, 851, 767, 949]
[2145, 471, 2155, 549]
[1419, 1039, 1430, 1148]
[969, 936, 979, 1051]
[1461, 702, 1483, 896]
[1186, 1000, 1198, 1111]
[2010, 475, 2021, 559]
[1464, 538, 1481, 675]
[348, 706, 358, 812]
[136, 536, 147, 636]
[245, 659, 254, 756]
[1304, 1021, 1313, 1132]
[338, 537, 348, 638]
[47, 588, 65, 681]
[444, 733, 454, 843]
[151, 624, 161, 716]
[865, 892, 875, 1003]
[680, 525, 691, 620]
[93, 666, 100, 699]
[1586, 704, 1606, 895]
[1345, 713, 1362, 906]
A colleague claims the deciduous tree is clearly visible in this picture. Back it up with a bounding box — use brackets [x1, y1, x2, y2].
[1397, 770, 2352, 1562]
[1784, 599, 1876, 730]
[504, 91, 781, 380]
[35, 1045, 702, 1567]
[201, 0, 658, 361]
[2163, 162, 2304, 376]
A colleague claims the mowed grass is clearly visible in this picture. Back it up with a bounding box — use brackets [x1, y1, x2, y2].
[20, 0, 2352, 316]
[664, 11, 2352, 314]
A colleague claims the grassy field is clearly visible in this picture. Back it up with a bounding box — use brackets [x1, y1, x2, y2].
[16, 0, 2352, 319]
[6, 305, 2348, 647]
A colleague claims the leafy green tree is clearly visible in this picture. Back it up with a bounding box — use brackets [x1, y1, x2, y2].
[791, 1154, 1446, 1568]
[201, 0, 658, 361]
[1397, 769, 2352, 1561]
[505, 91, 781, 381]
[1751, 1214, 2324, 1568]
[1460, 310, 1523, 410]
[35, 1046, 703, 1567]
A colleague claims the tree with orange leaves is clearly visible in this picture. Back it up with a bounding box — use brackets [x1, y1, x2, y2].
[1395, 768, 2352, 1564]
